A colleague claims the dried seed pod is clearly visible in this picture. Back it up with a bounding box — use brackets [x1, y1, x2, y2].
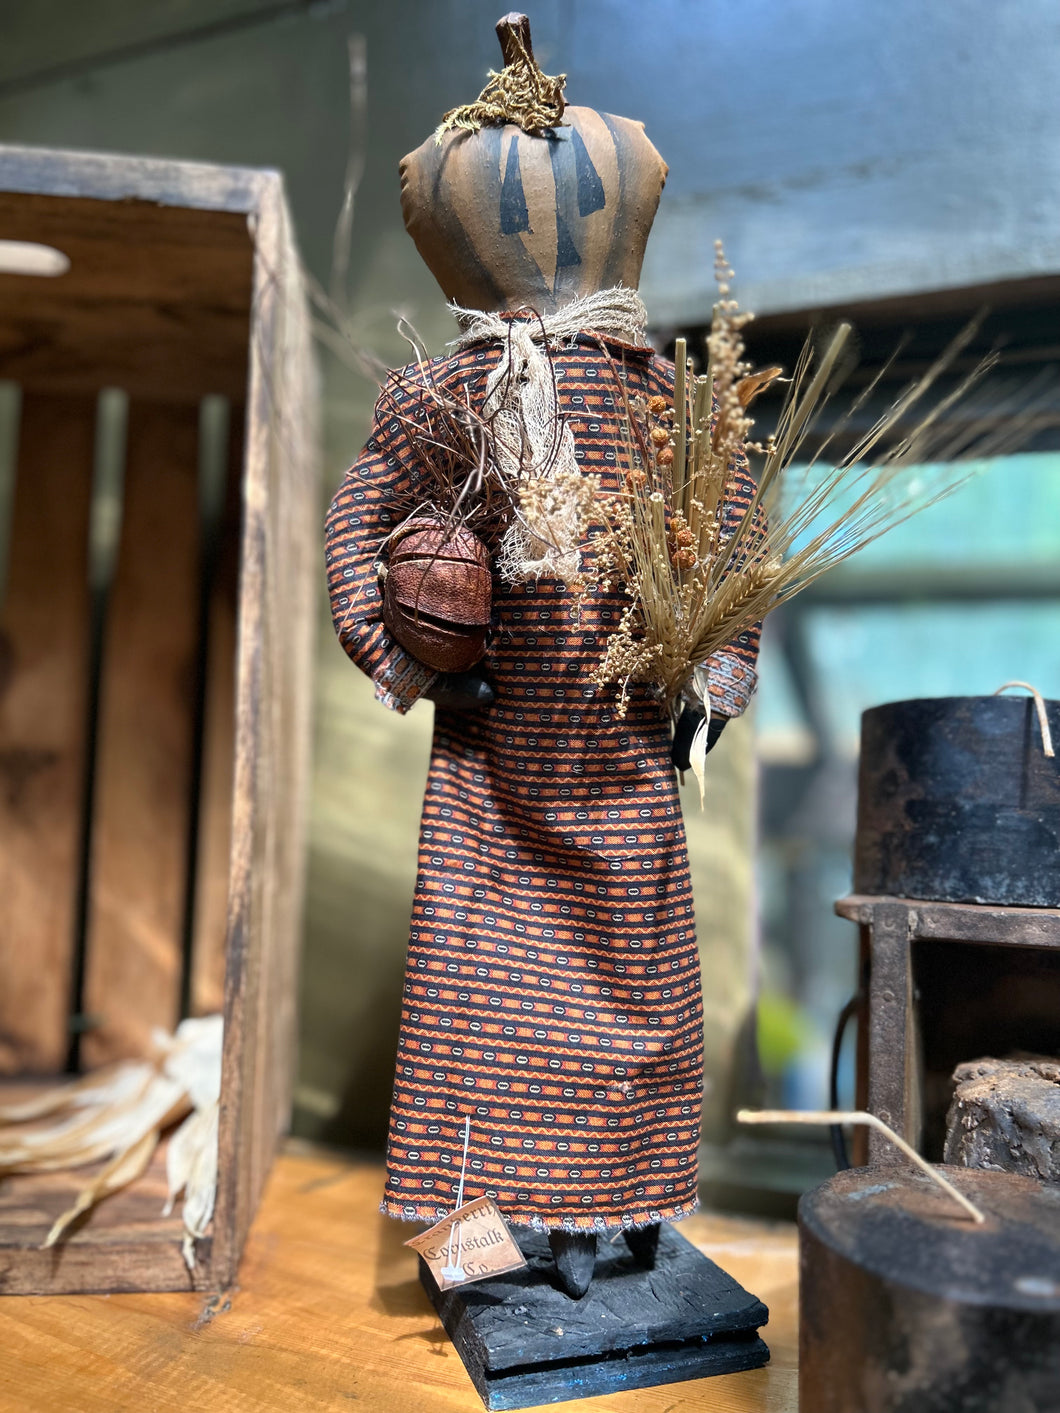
[648, 395, 669, 415]
[650, 426, 670, 447]
[671, 547, 697, 570]
[656, 446, 674, 467]
[674, 526, 695, 548]
[626, 468, 648, 488]
[383, 515, 492, 672]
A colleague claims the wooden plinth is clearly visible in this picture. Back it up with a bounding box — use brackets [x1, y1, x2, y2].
[421, 1223, 769, 1410]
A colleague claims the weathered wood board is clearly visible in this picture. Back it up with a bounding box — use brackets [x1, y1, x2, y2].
[189, 405, 242, 1019]
[82, 400, 200, 1067]
[0, 188, 254, 403]
[0, 1080, 200, 1296]
[0, 392, 94, 1073]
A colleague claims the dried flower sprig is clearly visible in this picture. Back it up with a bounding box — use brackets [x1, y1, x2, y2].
[589, 242, 1005, 744]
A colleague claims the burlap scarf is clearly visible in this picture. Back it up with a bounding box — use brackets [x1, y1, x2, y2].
[449, 288, 649, 582]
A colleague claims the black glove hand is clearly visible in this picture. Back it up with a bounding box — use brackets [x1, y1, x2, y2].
[425, 670, 496, 711]
[671, 706, 728, 771]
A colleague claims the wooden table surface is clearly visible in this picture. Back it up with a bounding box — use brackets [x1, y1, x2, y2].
[0, 1143, 798, 1413]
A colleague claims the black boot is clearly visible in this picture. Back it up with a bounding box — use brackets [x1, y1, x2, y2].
[548, 1230, 597, 1299]
[623, 1222, 661, 1269]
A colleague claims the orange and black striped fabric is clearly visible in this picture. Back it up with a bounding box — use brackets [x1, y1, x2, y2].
[325, 330, 760, 1233]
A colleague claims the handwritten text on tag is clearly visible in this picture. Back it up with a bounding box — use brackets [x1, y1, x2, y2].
[405, 1197, 526, 1290]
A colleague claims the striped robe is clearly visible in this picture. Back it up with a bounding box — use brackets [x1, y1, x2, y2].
[325, 329, 759, 1232]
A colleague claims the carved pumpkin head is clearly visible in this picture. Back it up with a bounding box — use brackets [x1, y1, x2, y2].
[399, 16, 667, 313]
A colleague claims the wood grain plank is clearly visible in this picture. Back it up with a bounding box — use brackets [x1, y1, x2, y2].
[0, 1149, 798, 1411]
[81, 401, 200, 1067]
[0, 144, 268, 218]
[213, 175, 317, 1283]
[835, 894, 1060, 948]
[0, 185, 256, 401]
[189, 408, 242, 1019]
[0, 392, 94, 1074]
[0, 1080, 201, 1296]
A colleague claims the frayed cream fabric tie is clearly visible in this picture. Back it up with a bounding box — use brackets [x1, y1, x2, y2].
[449, 288, 648, 582]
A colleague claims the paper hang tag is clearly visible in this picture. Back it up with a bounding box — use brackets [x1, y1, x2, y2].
[405, 1196, 527, 1291]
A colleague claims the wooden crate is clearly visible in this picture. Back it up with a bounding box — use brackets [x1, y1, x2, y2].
[0, 144, 318, 1293]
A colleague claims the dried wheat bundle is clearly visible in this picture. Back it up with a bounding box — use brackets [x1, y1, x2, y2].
[590, 243, 1010, 779]
[0, 1015, 222, 1269]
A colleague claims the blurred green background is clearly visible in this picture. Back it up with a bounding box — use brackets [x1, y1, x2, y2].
[3, 1, 1058, 1199]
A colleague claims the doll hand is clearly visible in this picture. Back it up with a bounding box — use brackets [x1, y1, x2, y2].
[671, 706, 728, 771]
[425, 670, 496, 711]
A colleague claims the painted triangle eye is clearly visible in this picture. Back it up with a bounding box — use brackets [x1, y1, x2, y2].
[555, 211, 583, 270]
[500, 134, 531, 234]
[571, 127, 606, 216]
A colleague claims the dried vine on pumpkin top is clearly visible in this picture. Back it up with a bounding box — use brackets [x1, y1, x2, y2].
[436, 17, 566, 138]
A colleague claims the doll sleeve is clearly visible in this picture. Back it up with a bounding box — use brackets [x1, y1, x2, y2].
[324, 376, 437, 714]
[700, 449, 763, 720]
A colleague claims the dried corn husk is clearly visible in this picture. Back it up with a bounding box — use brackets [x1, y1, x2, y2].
[0, 1015, 222, 1268]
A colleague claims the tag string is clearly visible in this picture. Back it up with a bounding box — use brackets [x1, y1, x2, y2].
[454, 1114, 471, 1209]
[445, 1218, 464, 1277]
[444, 1116, 473, 1278]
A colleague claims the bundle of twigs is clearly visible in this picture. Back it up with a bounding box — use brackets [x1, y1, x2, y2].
[589, 244, 1009, 776]
[380, 327, 596, 576]
[382, 340, 516, 552]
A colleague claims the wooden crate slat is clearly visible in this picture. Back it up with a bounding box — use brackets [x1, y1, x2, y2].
[0, 392, 94, 1073]
[212, 184, 316, 1282]
[82, 401, 201, 1067]
[0, 1080, 207, 1296]
[0, 191, 254, 403]
[189, 415, 242, 1019]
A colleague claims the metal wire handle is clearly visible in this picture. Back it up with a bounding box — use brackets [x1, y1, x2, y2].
[993, 681, 1055, 758]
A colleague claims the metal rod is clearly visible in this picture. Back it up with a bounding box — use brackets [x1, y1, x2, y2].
[737, 1108, 987, 1224]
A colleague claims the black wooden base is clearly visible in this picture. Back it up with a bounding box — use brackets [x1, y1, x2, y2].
[419, 1223, 769, 1410]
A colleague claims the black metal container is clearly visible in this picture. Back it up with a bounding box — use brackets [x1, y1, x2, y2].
[800, 1166, 1060, 1413]
[854, 695, 1060, 907]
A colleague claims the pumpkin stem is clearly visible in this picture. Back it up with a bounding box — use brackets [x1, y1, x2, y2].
[436, 11, 567, 140]
[496, 12, 534, 68]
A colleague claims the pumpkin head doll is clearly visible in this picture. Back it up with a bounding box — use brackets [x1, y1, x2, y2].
[325, 12, 761, 1298]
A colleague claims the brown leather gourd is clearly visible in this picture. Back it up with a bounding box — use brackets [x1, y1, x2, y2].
[381, 517, 492, 673]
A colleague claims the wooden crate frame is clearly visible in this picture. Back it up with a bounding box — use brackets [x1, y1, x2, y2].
[0, 144, 318, 1293]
